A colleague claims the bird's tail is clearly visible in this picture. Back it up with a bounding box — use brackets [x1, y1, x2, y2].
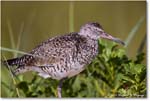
[3, 54, 32, 66]
[2, 58, 20, 77]
[2, 58, 32, 76]
[3, 58, 20, 66]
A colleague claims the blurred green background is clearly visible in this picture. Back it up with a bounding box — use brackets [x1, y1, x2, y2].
[1, 1, 146, 97]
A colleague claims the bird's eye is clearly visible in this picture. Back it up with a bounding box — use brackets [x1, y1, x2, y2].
[91, 22, 103, 29]
[92, 23, 100, 27]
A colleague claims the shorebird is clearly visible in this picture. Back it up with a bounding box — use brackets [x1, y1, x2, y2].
[3, 22, 124, 98]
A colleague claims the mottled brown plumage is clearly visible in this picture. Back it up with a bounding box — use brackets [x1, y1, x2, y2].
[4, 22, 124, 97]
[4, 22, 125, 79]
[5, 32, 99, 80]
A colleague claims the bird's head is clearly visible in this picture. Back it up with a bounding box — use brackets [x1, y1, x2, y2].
[79, 22, 125, 45]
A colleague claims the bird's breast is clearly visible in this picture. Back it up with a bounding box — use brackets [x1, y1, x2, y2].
[76, 40, 99, 65]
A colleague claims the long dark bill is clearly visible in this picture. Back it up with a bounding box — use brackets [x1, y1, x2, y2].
[100, 32, 125, 45]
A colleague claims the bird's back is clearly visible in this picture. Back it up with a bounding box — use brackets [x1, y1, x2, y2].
[4, 32, 98, 80]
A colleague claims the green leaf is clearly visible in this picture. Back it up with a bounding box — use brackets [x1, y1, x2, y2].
[17, 81, 29, 93]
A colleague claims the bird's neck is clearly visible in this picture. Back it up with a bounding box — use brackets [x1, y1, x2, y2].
[75, 32, 98, 47]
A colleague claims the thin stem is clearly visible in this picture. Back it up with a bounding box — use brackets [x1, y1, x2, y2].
[137, 34, 146, 54]
[7, 20, 15, 49]
[3, 56, 21, 97]
[1, 47, 45, 59]
[15, 22, 24, 57]
[125, 15, 145, 48]
[1, 47, 29, 55]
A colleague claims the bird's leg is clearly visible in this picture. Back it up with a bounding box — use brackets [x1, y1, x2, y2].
[57, 78, 65, 98]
